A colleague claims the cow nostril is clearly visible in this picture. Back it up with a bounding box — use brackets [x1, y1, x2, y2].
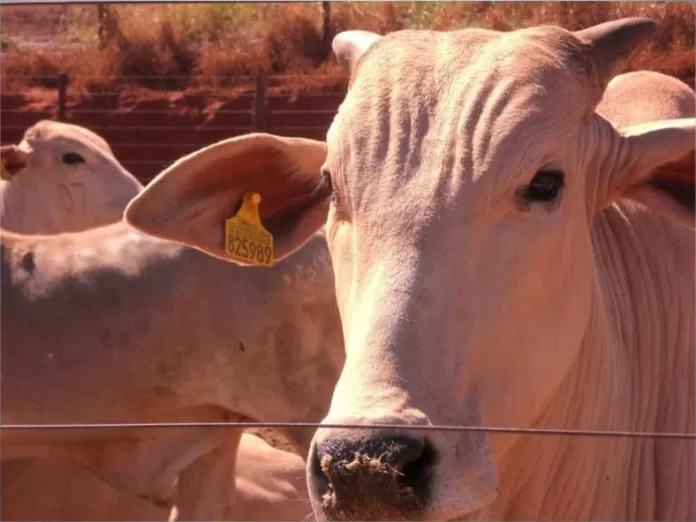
[400, 437, 437, 491]
[308, 433, 437, 519]
[314, 433, 436, 493]
[388, 434, 426, 470]
[309, 441, 331, 497]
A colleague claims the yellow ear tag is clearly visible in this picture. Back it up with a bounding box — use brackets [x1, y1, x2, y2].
[224, 192, 275, 267]
[1, 159, 11, 181]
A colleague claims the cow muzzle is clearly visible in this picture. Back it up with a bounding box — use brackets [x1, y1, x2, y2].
[307, 426, 437, 521]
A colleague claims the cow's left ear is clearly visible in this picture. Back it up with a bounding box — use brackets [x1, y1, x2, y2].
[124, 133, 330, 265]
[1, 145, 29, 179]
[609, 118, 695, 229]
[333, 30, 382, 77]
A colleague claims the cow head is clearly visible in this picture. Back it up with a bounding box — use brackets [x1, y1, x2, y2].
[1, 120, 142, 234]
[125, 17, 695, 521]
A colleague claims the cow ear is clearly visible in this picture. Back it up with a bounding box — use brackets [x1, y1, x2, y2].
[124, 133, 330, 265]
[1, 145, 28, 179]
[609, 118, 695, 229]
[332, 30, 382, 77]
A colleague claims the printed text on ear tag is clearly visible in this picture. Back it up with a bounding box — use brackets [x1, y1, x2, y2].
[1, 159, 11, 181]
[224, 192, 275, 267]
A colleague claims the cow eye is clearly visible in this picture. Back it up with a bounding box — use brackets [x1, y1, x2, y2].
[321, 167, 333, 191]
[62, 152, 85, 165]
[524, 171, 564, 203]
[322, 167, 338, 204]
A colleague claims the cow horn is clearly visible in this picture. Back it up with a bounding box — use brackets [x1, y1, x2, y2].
[574, 17, 658, 88]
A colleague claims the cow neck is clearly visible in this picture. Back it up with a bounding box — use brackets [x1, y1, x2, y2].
[482, 201, 694, 520]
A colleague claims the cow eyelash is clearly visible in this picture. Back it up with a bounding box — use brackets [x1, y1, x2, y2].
[62, 152, 85, 165]
[321, 167, 339, 204]
[516, 170, 565, 209]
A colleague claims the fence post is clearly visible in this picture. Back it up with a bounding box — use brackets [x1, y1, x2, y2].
[97, 3, 106, 50]
[322, 1, 332, 59]
[57, 73, 68, 122]
[252, 73, 268, 132]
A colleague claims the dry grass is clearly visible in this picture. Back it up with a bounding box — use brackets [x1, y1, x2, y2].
[1, 2, 694, 94]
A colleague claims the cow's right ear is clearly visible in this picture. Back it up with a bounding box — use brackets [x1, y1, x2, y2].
[124, 133, 330, 265]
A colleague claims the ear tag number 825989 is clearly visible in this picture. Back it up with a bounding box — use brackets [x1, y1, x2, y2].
[224, 192, 275, 267]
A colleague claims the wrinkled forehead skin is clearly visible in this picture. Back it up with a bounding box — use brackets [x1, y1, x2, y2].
[323, 26, 608, 332]
[328, 26, 602, 205]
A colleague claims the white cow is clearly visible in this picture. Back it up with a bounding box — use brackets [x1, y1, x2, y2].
[123, 17, 695, 522]
[0, 218, 340, 520]
[1, 124, 339, 520]
[1, 120, 141, 234]
[1, 120, 165, 522]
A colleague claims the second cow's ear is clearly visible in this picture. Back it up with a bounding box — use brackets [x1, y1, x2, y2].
[603, 118, 695, 230]
[124, 133, 330, 265]
[332, 30, 382, 78]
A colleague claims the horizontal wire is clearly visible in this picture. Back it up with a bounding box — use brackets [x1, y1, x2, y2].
[1, 109, 338, 115]
[2, 109, 249, 115]
[1, 91, 346, 98]
[2, 422, 694, 440]
[116, 161, 175, 165]
[0, 139, 327, 151]
[4, 75, 343, 81]
[1, 125, 251, 131]
[0, 143, 294, 149]
[1, 125, 329, 132]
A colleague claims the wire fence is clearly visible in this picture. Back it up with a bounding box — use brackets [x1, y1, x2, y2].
[0, 72, 346, 182]
[3, 70, 695, 183]
[1, 72, 695, 445]
[2, 11, 694, 521]
[2, 421, 695, 440]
